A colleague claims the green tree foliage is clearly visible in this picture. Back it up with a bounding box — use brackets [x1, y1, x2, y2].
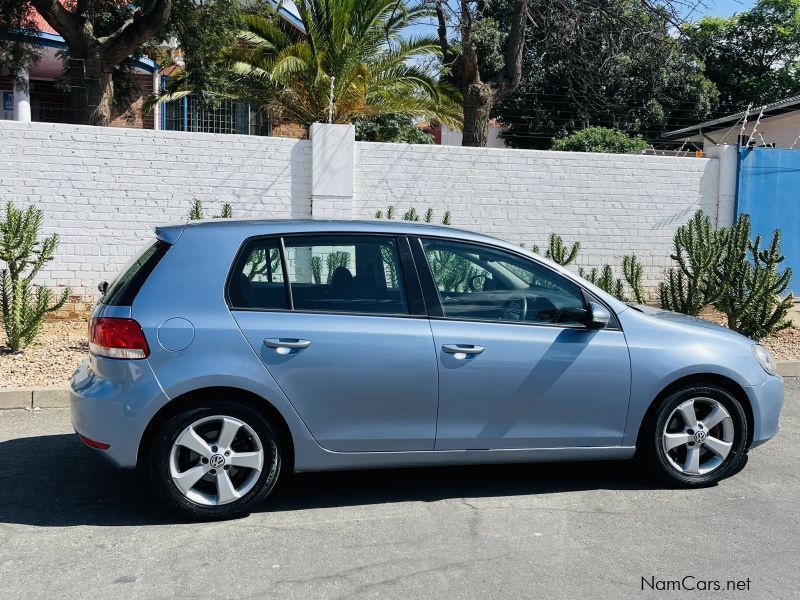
[683, 0, 800, 111]
[2, 0, 172, 125]
[551, 127, 648, 154]
[0, 202, 70, 352]
[184, 0, 463, 129]
[497, 0, 717, 149]
[354, 114, 434, 144]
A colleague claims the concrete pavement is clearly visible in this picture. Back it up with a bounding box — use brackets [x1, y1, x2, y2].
[0, 379, 798, 599]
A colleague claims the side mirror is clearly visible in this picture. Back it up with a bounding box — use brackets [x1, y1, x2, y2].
[98, 281, 108, 294]
[586, 302, 611, 330]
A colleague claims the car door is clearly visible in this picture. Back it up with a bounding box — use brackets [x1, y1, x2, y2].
[230, 233, 438, 452]
[411, 236, 631, 450]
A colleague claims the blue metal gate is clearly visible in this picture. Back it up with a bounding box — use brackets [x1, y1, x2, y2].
[737, 146, 800, 295]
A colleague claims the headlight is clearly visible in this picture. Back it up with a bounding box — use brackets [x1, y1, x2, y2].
[752, 344, 778, 375]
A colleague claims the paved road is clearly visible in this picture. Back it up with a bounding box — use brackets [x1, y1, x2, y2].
[1, 379, 798, 600]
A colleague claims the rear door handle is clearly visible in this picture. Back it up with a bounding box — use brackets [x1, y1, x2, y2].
[264, 338, 312, 351]
[442, 344, 484, 358]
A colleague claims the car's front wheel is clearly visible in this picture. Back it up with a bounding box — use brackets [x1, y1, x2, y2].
[645, 384, 748, 487]
[149, 400, 283, 520]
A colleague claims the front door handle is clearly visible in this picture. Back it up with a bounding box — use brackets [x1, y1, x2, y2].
[264, 338, 312, 352]
[442, 344, 485, 358]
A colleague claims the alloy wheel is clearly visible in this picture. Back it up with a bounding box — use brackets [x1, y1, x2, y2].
[661, 397, 734, 476]
[169, 415, 265, 506]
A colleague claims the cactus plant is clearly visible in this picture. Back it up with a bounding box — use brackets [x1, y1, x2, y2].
[188, 200, 233, 220]
[658, 210, 723, 315]
[0, 202, 71, 351]
[714, 214, 793, 340]
[188, 199, 204, 220]
[623, 254, 645, 304]
[403, 207, 420, 222]
[544, 233, 580, 266]
[580, 264, 626, 301]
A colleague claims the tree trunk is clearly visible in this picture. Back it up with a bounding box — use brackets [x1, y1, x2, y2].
[462, 82, 494, 147]
[66, 56, 114, 126]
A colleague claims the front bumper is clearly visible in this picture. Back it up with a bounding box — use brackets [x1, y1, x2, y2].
[744, 374, 784, 448]
[70, 356, 169, 468]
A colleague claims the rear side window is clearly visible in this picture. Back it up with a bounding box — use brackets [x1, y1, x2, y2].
[228, 238, 289, 310]
[102, 240, 170, 306]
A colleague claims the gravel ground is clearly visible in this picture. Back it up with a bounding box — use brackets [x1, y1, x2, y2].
[1, 310, 799, 390]
[0, 320, 89, 390]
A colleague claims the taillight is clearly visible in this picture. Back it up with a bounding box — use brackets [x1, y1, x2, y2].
[89, 317, 150, 360]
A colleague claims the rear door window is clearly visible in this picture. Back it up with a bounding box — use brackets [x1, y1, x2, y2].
[283, 235, 409, 315]
[103, 240, 170, 306]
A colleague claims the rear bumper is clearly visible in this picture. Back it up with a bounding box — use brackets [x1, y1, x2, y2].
[745, 374, 784, 448]
[70, 356, 169, 468]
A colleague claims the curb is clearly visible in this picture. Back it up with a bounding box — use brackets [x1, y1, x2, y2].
[2, 363, 799, 411]
[778, 361, 800, 378]
[0, 387, 70, 410]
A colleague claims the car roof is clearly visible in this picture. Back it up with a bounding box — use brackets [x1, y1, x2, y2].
[156, 218, 497, 245]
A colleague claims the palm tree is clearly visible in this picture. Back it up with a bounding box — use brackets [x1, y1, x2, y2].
[151, 0, 462, 130]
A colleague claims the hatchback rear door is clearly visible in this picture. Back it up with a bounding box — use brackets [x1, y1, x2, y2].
[230, 233, 439, 452]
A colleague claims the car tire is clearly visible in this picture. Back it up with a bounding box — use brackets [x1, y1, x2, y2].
[148, 400, 283, 520]
[644, 384, 748, 487]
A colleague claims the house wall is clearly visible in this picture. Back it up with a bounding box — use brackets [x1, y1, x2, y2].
[0, 120, 723, 304]
[702, 111, 800, 150]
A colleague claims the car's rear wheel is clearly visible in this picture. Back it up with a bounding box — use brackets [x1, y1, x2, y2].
[646, 384, 748, 487]
[149, 400, 282, 520]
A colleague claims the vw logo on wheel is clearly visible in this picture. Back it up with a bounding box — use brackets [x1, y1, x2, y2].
[694, 430, 707, 443]
[209, 454, 226, 468]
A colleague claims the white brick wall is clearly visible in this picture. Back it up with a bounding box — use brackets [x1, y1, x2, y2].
[1, 121, 724, 297]
[354, 142, 721, 290]
[1, 121, 312, 294]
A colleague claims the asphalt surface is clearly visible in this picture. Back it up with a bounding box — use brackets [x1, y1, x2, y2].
[1, 379, 798, 600]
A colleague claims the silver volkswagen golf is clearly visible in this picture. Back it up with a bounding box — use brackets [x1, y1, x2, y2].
[71, 219, 784, 520]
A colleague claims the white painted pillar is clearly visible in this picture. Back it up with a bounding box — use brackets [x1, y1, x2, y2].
[152, 70, 161, 131]
[705, 144, 738, 228]
[13, 68, 31, 122]
[310, 123, 355, 219]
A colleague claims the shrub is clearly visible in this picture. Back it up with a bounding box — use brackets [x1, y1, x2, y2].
[551, 126, 648, 154]
[0, 202, 70, 352]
